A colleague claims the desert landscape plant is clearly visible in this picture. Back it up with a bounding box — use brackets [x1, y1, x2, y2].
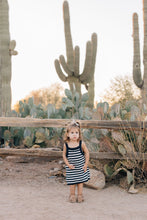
[132, 0, 147, 108]
[54, 1, 97, 108]
[104, 126, 147, 193]
[0, 0, 17, 116]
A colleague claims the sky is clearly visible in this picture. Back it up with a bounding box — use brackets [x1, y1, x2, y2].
[8, 0, 143, 107]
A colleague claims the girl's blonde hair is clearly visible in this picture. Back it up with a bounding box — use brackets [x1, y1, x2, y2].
[64, 121, 82, 142]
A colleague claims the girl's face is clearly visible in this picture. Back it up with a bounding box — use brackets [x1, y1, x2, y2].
[68, 127, 79, 141]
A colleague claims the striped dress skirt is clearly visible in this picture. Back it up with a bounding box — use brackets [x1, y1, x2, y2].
[65, 141, 90, 185]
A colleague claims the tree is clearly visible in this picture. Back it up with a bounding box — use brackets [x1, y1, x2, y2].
[100, 75, 141, 107]
[13, 83, 64, 111]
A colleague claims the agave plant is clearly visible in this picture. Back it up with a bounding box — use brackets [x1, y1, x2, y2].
[104, 128, 147, 192]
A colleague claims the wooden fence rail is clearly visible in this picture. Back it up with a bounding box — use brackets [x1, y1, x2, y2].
[0, 117, 146, 130]
[0, 117, 147, 160]
[0, 148, 147, 160]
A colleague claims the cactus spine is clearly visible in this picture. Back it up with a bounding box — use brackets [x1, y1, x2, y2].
[132, 0, 147, 105]
[55, 1, 97, 108]
[0, 0, 17, 116]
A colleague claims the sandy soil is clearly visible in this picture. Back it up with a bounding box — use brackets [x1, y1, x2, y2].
[0, 158, 147, 220]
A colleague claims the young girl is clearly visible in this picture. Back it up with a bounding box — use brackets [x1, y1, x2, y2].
[63, 121, 90, 203]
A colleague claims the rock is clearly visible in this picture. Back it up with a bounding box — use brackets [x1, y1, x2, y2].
[58, 160, 64, 165]
[5, 156, 26, 163]
[0, 157, 3, 164]
[84, 169, 105, 190]
[49, 167, 62, 176]
[54, 167, 60, 172]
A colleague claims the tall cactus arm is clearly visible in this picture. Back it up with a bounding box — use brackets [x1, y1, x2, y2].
[132, 13, 143, 88]
[63, 1, 74, 71]
[0, 0, 14, 115]
[74, 46, 80, 76]
[79, 41, 92, 84]
[86, 33, 97, 108]
[143, 0, 147, 62]
[54, 59, 67, 82]
[59, 55, 73, 76]
[143, 0, 147, 99]
[9, 40, 18, 56]
[91, 33, 97, 75]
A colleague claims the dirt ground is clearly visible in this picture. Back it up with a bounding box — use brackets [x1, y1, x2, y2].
[0, 157, 147, 220]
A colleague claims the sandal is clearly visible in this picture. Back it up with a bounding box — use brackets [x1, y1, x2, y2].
[77, 194, 84, 203]
[69, 195, 76, 203]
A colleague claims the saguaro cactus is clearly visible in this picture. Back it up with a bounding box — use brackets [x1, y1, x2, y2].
[54, 1, 97, 108]
[132, 0, 147, 105]
[0, 0, 17, 116]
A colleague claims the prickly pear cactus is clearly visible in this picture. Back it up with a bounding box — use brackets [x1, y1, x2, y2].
[92, 102, 109, 120]
[61, 88, 92, 119]
[0, 0, 18, 116]
[23, 136, 33, 148]
[109, 103, 120, 118]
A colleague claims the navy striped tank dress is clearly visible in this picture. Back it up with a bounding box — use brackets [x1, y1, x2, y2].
[65, 140, 90, 185]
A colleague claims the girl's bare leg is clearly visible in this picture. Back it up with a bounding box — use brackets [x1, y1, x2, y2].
[70, 184, 76, 195]
[77, 183, 84, 202]
[77, 183, 83, 195]
[69, 185, 76, 203]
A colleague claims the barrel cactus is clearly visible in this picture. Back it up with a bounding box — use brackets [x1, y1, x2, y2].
[0, 0, 18, 116]
[54, 1, 97, 108]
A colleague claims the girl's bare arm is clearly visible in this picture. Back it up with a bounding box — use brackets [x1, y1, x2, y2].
[63, 144, 75, 169]
[82, 142, 89, 172]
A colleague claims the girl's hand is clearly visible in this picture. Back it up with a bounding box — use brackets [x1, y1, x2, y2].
[68, 164, 75, 169]
[83, 164, 87, 172]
